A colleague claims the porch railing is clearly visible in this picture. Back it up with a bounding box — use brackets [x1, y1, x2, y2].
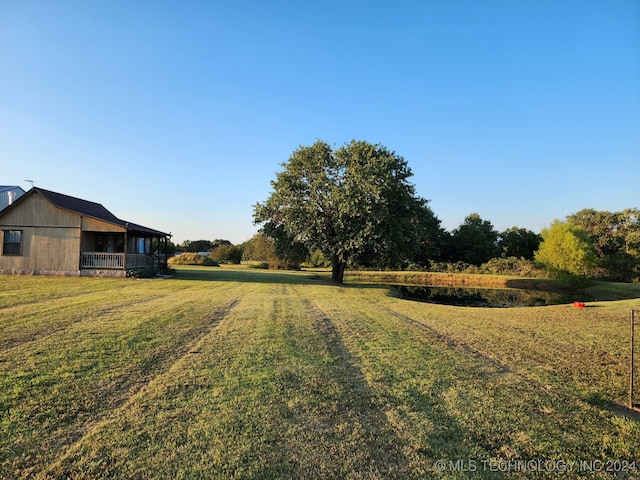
[81, 252, 164, 270]
[126, 254, 152, 269]
[81, 252, 124, 269]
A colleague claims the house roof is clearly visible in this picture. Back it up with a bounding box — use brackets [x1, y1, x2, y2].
[37, 188, 123, 224]
[5, 188, 170, 237]
[0, 186, 26, 193]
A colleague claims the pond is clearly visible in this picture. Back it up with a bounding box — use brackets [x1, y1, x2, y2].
[392, 285, 595, 308]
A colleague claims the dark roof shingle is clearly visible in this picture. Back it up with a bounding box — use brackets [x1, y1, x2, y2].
[34, 188, 169, 237]
[37, 188, 123, 224]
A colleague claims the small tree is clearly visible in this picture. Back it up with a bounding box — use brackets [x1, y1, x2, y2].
[210, 244, 243, 264]
[308, 249, 330, 268]
[241, 233, 275, 262]
[534, 220, 598, 282]
[241, 232, 303, 269]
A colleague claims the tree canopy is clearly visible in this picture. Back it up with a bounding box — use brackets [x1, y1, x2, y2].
[253, 140, 438, 283]
[566, 208, 640, 281]
[209, 244, 243, 264]
[449, 213, 499, 265]
[178, 239, 231, 252]
[534, 220, 598, 281]
[498, 227, 541, 260]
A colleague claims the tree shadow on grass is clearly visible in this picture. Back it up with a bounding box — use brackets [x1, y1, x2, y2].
[267, 309, 504, 478]
[172, 266, 321, 285]
[262, 311, 412, 478]
[172, 266, 390, 289]
[584, 393, 640, 420]
[318, 300, 517, 477]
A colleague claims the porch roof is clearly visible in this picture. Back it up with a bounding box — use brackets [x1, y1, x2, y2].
[26, 188, 170, 238]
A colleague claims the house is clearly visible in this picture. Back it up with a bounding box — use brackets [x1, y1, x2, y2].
[0, 187, 171, 277]
[0, 186, 26, 211]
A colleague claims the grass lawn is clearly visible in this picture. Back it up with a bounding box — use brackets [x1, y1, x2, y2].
[1, 266, 639, 479]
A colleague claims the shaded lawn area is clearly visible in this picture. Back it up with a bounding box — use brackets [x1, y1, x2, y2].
[1, 267, 639, 479]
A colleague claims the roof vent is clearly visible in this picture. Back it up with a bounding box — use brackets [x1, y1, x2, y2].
[7, 191, 16, 205]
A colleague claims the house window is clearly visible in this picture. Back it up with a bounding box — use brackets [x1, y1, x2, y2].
[2, 230, 22, 255]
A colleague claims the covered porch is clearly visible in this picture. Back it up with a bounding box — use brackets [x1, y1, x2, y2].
[81, 226, 170, 273]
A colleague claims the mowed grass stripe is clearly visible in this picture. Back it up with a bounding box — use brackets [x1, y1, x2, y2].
[1, 278, 241, 478]
[0, 278, 238, 352]
[44, 295, 242, 478]
[280, 294, 407, 478]
[0, 292, 167, 351]
[0, 274, 210, 349]
[311, 286, 640, 478]
[0, 276, 131, 310]
[312, 287, 494, 477]
[2, 269, 639, 479]
[44, 283, 409, 479]
[382, 294, 633, 403]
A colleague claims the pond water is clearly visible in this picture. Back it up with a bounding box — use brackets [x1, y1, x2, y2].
[392, 285, 595, 308]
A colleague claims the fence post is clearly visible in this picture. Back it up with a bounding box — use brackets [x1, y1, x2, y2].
[632, 309, 639, 411]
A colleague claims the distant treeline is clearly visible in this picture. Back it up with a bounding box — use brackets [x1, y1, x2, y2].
[164, 207, 639, 283]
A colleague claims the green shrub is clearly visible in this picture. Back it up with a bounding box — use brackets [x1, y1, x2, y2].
[210, 245, 243, 264]
[308, 249, 330, 268]
[428, 261, 475, 273]
[168, 253, 219, 267]
[478, 257, 545, 277]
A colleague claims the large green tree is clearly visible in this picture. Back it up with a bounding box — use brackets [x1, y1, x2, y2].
[566, 209, 624, 256]
[253, 140, 435, 283]
[566, 208, 640, 281]
[450, 213, 499, 265]
[534, 220, 598, 281]
[498, 227, 541, 260]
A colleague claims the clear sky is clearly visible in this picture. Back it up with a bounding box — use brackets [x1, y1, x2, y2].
[1, 1, 638, 245]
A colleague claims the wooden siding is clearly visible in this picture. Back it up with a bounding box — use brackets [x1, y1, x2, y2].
[0, 226, 82, 274]
[1, 191, 79, 228]
[82, 216, 125, 233]
[0, 191, 82, 274]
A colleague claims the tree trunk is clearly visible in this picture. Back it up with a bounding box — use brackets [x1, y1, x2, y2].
[331, 256, 346, 284]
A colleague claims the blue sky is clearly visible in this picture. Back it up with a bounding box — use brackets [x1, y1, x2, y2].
[1, 1, 638, 245]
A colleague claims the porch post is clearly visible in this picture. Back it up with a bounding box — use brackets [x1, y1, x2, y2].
[123, 225, 128, 270]
[78, 216, 83, 271]
[164, 235, 169, 269]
